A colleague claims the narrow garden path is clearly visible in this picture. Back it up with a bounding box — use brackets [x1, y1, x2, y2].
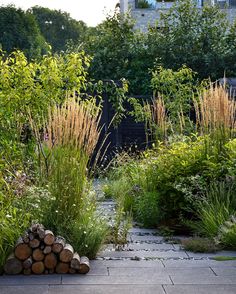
[0, 181, 236, 293]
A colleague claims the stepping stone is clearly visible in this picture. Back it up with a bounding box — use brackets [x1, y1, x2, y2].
[164, 285, 236, 294]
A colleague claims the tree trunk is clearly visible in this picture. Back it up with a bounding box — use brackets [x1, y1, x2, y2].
[4, 253, 23, 275]
[70, 252, 80, 270]
[56, 262, 69, 274]
[44, 252, 57, 269]
[32, 261, 45, 274]
[78, 256, 90, 274]
[60, 244, 74, 263]
[52, 236, 66, 253]
[44, 230, 55, 245]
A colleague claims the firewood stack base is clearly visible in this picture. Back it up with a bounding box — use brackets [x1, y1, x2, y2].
[4, 224, 90, 275]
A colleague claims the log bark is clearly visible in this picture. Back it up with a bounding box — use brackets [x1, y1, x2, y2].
[15, 238, 32, 260]
[44, 230, 55, 245]
[29, 238, 40, 249]
[32, 261, 45, 274]
[68, 268, 76, 274]
[37, 228, 45, 240]
[70, 252, 80, 270]
[22, 232, 30, 244]
[32, 248, 44, 261]
[4, 253, 23, 275]
[44, 252, 57, 269]
[23, 257, 33, 269]
[78, 256, 90, 274]
[60, 244, 74, 263]
[56, 262, 69, 274]
[52, 236, 66, 253]
[23, 268, 31, 275]
[43, 246, 52, 255]
[29, 232, 35, 241]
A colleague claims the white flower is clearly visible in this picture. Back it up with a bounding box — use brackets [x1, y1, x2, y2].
[6, 214, 12, 218]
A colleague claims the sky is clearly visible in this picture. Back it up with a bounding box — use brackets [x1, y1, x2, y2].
[0, 0, 119, 26]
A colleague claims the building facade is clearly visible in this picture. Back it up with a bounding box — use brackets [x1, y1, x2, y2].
[120, 0, 236, 31]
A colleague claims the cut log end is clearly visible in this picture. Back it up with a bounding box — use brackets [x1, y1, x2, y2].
[4, 254, 23, 275]
[60, 244, 74, 263]
[32, 261, 45, 274]
[78, 256, 90, 274]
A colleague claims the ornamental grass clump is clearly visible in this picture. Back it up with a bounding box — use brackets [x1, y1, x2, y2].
[32, 96, 107, 258]
[194, 83, 236, 139]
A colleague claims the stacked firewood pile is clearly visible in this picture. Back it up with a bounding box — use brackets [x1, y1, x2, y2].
[4, 224, 90, 275]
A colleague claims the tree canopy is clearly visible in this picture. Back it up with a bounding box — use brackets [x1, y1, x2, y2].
[30, 6, 87, 53]
[0, 5, 49, 59]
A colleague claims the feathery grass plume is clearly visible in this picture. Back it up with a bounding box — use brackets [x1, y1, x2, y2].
[194, 83, 236, 138]
[145, 96, 169, 143]
[45, 95, 102, 157]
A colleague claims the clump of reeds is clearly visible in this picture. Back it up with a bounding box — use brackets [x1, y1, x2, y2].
[45, 96, 101, 156]
[194, 83, 236, 138]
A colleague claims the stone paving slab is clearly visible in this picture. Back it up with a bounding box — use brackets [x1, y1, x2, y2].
[164, 285, 236, 294]
[127, 243, 175, 250]
[128, 228, 159, 234]
[61, 274, 172, 285]
[162, 259, 236, 268]
[212, 267, 236, 276]
[186, 250, 236, 258]
[49, 285, 165, 294]
[170, 273, 236, 284]
[98, 249, 189, 258]
[0, 285, 49, 294]
[128, 235, 164, 242]
[0, 275, 61, 285]
[91, 260, 164, 268]
[108, 267, 214, 277]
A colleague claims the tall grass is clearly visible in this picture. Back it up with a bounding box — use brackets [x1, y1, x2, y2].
[144, 96, 169, 143]
[31, 96, 107, 258]
[194, 181, 236, 238]
[194, 83, 236, 138]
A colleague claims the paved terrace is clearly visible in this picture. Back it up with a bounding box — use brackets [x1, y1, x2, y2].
[1, 199, 236, 293]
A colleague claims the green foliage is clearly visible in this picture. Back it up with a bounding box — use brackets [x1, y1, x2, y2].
[0, 50, 90, 174]
[107, 135, 236, 232]
[0, 180, 31, 270]
[67, 191, 108, 259]
[31, 6, 87, 53]
[147, 0, 231, 80]
[0, 5, 49, 59]
[218, 215, 236, 249]
[181, 237, 218, 253]
[193, 182, 236, 238]
[151, 65, 203, 123]
[135, 191, 159, 227]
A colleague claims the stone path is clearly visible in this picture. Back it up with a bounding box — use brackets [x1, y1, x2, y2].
[1, 184, 236, 293]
